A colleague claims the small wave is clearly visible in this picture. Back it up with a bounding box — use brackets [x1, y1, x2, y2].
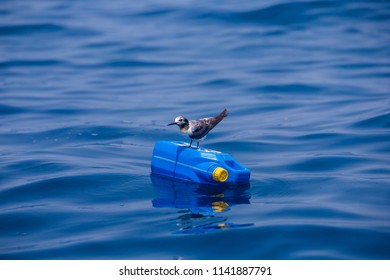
[0, 172, 138, 208]
[133, 8, 177, 18]
[198, 78, 240, 88]
[100, 60, 187, 68]
[0, 104, 27, 115]
[231, 1, 334, 25]
[0, 23, 64, 36]
[352, 112, 390, 129]
[0, 59, 65, 68]
[193, 1, 342, 26]
[0, 124, 134, 145]
[254, 83, 324, 94]
[287, 154, 370, 172]
[294, 132, 341, 141]
[335, 62, 390, 70]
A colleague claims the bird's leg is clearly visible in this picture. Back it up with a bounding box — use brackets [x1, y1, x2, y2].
[188, 139, 193, 148]
[196, 141, 199, 149]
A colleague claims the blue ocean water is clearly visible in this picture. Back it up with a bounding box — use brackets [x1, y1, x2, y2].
[1, 0, 389, 260]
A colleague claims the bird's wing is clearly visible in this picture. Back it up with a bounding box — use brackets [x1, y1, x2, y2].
[189, 120, 208, 139]
[201, 108, 228, 130]
[189, 109, 228, 139]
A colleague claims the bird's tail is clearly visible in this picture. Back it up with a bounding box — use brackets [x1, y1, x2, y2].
[209, 108, 228, 127]
[219, 108, 228, 119]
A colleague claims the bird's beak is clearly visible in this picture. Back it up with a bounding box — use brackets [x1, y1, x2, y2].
[167, 122, 176, 126]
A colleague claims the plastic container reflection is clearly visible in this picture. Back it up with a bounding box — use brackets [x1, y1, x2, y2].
[151, 174, 253, 234]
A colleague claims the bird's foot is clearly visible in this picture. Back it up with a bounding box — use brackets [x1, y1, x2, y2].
[187, 144, 199, 149]
[187, 143, 200, 149]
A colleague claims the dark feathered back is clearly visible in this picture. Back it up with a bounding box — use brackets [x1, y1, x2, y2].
[189, 108, 228, 139]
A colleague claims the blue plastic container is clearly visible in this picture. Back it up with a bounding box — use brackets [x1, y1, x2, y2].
[151, 141, 250, 184]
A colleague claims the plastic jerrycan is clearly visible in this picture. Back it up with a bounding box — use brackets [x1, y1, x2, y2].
[151, 141, 250, 184]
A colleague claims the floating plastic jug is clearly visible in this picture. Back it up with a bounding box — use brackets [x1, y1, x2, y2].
[151, 141, 250, 184]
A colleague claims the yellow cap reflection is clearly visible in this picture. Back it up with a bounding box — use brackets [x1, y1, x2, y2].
[212, 201, 229, 212]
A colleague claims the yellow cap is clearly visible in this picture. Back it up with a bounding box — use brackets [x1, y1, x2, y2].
[212, 167, 228, 182]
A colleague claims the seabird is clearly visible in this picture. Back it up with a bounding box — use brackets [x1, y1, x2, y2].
[168, 108, 228, 149]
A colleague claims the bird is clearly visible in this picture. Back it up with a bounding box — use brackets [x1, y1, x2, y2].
[168, 108, 228, 149]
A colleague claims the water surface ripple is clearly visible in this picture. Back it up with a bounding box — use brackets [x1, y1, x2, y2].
[0, 0, 389, 259]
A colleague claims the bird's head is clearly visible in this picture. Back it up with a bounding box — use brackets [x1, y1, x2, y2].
[168, 116, 188, 127]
